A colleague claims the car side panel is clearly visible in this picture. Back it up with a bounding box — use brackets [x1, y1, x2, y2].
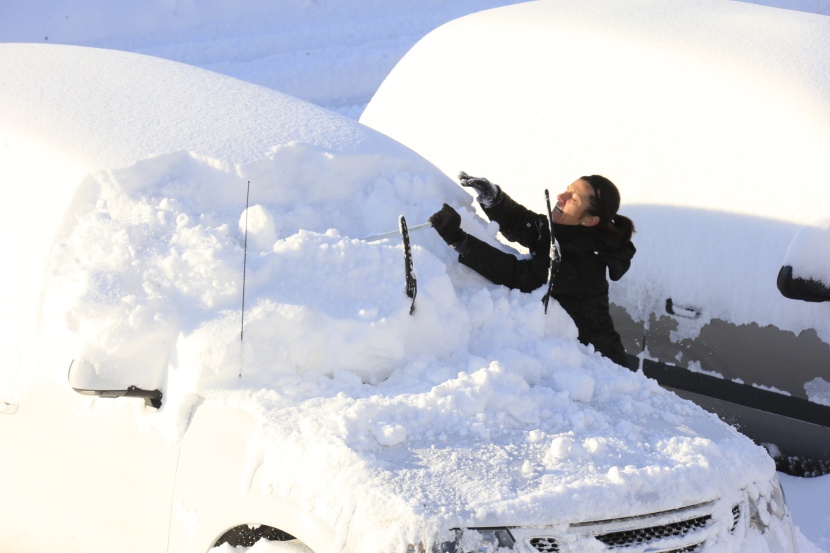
[646, 312, 830, 400]
[168, 400, 337, 553]
[0, 382, 178, 552]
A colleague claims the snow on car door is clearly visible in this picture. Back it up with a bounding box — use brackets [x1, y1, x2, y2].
[0, 379, 180, 552]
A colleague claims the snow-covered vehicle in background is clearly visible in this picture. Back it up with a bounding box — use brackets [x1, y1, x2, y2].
[360, 0, 830, 474]
[0, 41, 798, 552]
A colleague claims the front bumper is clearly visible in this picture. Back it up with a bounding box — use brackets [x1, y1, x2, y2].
[439, 490, 798, 553]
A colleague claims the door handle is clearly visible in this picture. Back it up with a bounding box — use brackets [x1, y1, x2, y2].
[665, 298, 702, 320]
[1, 400, 18, 414]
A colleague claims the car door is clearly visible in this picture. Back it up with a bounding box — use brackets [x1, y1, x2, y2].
[645, 301, 830, 401]
[618, 298, 830, 467]
[0, 374, 180, 552]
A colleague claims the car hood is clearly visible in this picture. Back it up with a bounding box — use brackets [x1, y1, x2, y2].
[221, 359, 772, 549]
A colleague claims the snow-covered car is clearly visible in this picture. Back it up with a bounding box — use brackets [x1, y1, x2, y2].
[0, 43, 798, 552]
[360, 0, 830, 473]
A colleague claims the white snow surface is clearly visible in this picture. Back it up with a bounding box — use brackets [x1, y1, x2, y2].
[1, 0, 829, 552]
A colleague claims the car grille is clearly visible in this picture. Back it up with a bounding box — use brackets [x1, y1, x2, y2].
[529, 526, 706, 553]
[528, 540, 702, 553]
[524, 501, 740, 553]
[594, 514, 710, 548]
[529, 537, 560, 552]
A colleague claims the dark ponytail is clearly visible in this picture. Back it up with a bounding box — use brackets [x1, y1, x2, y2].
[581, 175, 635, 243]
[609, 213, 635, 243]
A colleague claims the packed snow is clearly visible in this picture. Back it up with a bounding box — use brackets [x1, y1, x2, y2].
[1, 0, 829, 552]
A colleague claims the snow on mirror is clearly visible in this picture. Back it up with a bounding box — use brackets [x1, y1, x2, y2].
[778, 223, 830, 303]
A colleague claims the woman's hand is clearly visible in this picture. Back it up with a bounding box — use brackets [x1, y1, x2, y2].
[458, 171, 503, 207]
[429, 204, 465, 247]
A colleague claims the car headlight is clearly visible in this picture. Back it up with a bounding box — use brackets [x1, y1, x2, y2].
[433, 528, 515, 553]
[749, 475, 788, 532]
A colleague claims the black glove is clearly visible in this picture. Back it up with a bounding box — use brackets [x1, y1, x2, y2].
[458, 171, 503, 208]
[429, 204, 465, 247]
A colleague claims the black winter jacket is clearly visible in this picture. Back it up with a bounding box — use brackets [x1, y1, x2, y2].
[456, 192, 635, 366]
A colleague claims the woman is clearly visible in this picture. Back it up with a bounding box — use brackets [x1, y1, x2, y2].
[429, 172, 636, 366]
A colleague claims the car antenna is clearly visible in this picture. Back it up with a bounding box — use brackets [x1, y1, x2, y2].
[240, 180, 251, 378]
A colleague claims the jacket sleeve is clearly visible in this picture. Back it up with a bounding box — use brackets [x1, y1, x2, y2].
[458, 234, 549, 293]
[482, 193, 548, 250]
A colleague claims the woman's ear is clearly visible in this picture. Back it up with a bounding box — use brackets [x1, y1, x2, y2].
[581, 215, 600, 227]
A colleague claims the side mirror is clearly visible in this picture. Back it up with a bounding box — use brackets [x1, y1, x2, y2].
[779, 225, 830, 303]
[68, 360, 162, 409]
[777, 266, 830, 303]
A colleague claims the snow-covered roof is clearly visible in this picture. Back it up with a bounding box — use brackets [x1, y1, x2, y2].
[0, 43, 464, 390]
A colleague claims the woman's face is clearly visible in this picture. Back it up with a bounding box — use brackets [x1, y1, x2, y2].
[552, 179, 598, 226]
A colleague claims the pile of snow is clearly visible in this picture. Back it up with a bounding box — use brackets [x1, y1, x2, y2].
[2, 0, 827, 117]
[0, 43, 779, 551]
[0, 0, 529, 118]
[0, 42, 472, 398]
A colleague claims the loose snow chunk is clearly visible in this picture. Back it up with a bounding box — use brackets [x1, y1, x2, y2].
[372, 423, 408, 446]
